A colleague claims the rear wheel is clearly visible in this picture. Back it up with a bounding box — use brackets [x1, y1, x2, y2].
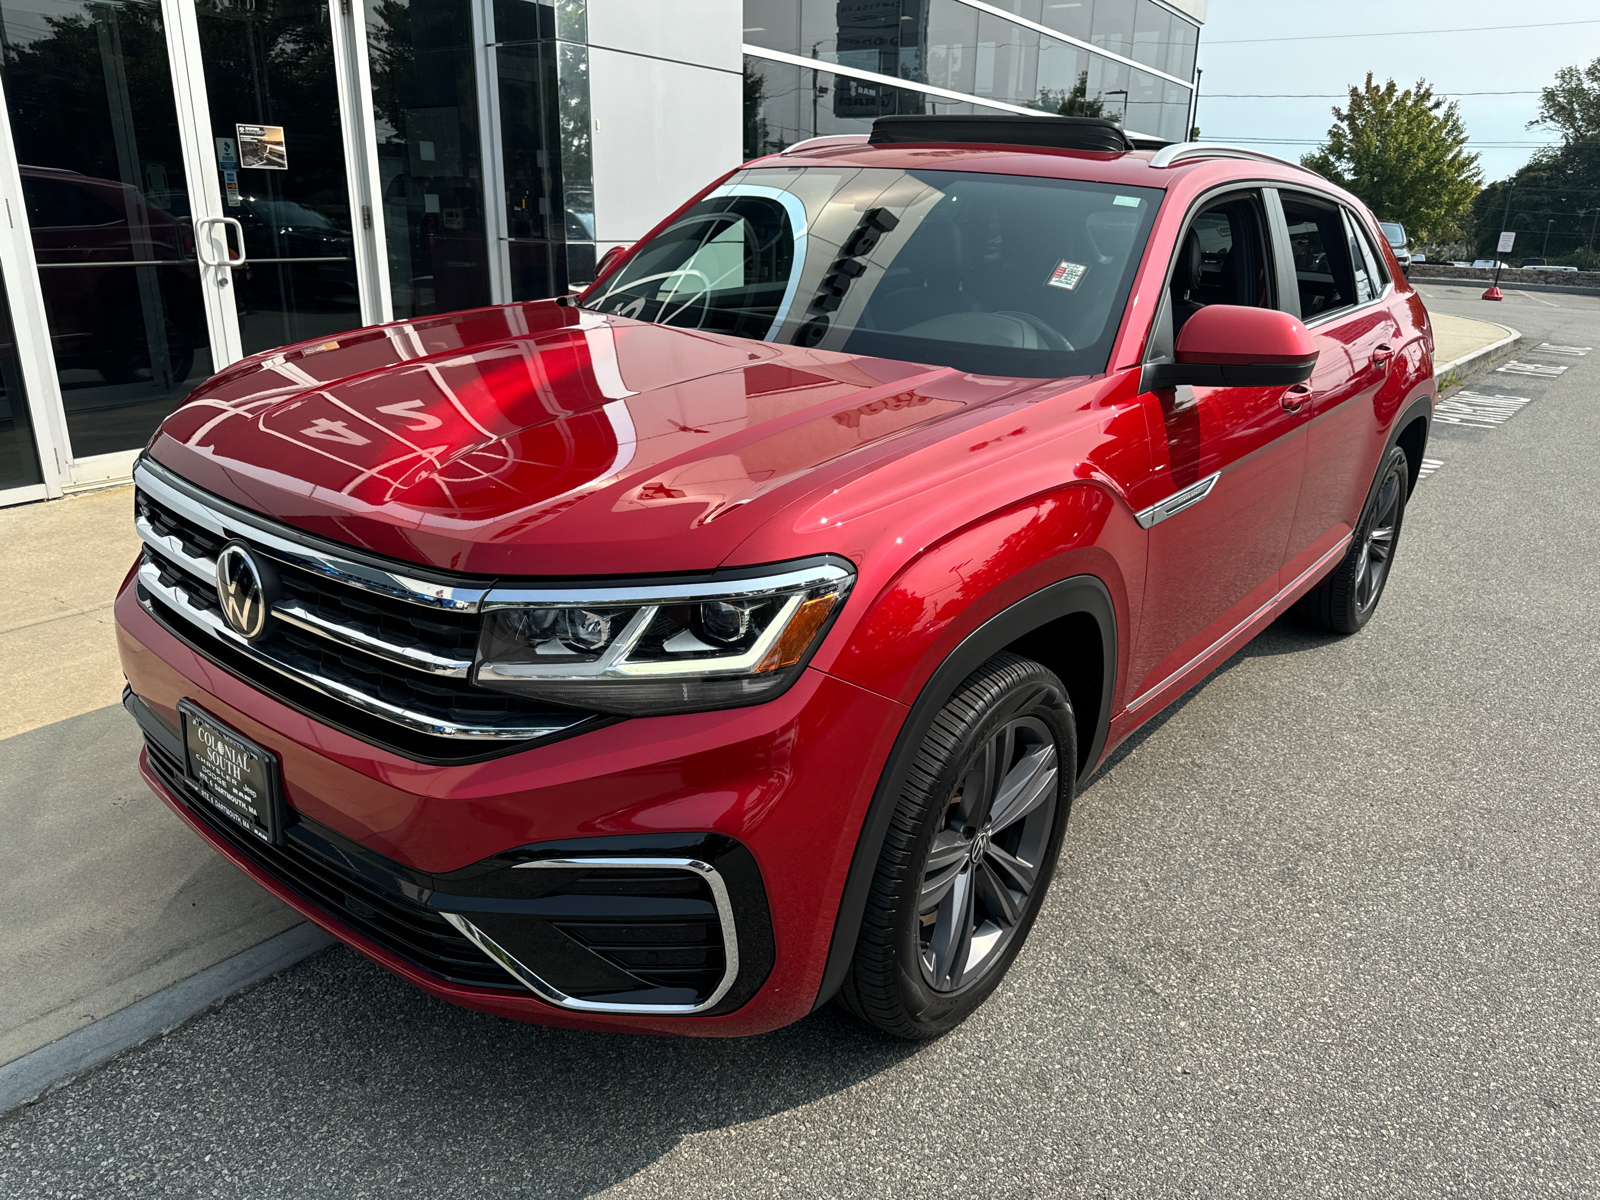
[1296, 445, 1411, 634]
[836, 652, 1074, 1039]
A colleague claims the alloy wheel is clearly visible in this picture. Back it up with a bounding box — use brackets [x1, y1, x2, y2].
[918, 712, 1059, 992]
[1354, 464, 1404, 612]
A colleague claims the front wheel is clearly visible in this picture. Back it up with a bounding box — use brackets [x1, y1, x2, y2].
[1296, 445, 1411, 634]
[836, 652, 1075, 1039]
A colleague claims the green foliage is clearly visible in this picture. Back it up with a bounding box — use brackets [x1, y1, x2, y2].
[1472, 56, 1600, 263]
[1529, 56, 1600, 144]
[1034, 72, 1115, 122]
[1300, 74, 1480, 243]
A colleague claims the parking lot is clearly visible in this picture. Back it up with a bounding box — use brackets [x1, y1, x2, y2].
[3, 280, 1598, 1198]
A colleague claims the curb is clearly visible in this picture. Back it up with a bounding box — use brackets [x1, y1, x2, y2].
[1414, 274, 1600, 299]
[1432, 322, 1521, 393]
[0, 922, 335, 1115]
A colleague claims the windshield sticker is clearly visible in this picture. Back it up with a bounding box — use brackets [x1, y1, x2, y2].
[1046, 260, 1088, 290]
[1113, 195, 1142, 208]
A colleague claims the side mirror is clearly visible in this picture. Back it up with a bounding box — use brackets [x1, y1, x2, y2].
[1144, 305, 1318, 389]
[595, 244, 629, 279]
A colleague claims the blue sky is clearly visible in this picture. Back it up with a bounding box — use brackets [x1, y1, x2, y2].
[1194, 1, 1600, 183]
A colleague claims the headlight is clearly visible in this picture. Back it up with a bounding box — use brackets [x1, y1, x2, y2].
[474, 558, 855, 715]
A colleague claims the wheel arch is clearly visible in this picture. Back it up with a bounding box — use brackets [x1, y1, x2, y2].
[1393, 401, 1432, 495]
[812, 573, 1115, 1011]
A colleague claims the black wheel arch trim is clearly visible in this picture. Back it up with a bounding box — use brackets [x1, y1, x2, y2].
[1388, 392, 1434, 495]
[812, 574, 1115, 1011]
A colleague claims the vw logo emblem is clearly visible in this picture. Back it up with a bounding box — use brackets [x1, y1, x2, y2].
[215, 542, 273, 640]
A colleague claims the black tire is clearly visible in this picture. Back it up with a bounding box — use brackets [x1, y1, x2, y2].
[836, 652, 1075, 1039]
[1296, 445, 1411, 634]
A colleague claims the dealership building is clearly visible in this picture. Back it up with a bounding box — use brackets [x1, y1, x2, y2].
[0, 0, 1203, 507]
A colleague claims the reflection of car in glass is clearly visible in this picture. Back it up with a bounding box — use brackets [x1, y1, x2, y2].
[119, 116, 1436, 1041]
[1378, 220, 1411, 275]
[22, 166, 204, 384]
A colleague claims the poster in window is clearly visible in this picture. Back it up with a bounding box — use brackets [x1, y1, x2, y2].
[236, 124, 287, 170]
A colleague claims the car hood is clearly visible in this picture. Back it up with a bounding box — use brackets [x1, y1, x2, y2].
[150, 302, 1049, 575]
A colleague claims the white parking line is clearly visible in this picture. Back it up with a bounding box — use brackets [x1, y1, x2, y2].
[1534, 343, 1591, 356]
[1509, 290, 1561, 308]
[1418, 457, 1444, 480]
[1496, 360, 1568, 377]
[1434, 391, 1533, 428]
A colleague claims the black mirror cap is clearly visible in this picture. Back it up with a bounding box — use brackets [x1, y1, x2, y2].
[868, 114, 1133, 153]
[1143, 355, 1318, 391]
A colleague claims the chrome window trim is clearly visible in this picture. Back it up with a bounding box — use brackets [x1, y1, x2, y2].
[136, 558, 579, 741]
[135, 458, 489, 614]
[1134, 471, 1220, 529]
[441, 855, 741, 1015]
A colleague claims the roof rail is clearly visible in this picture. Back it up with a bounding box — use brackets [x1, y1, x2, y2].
[1148, 142, 1322, 177]
[780, 134, 870, 155]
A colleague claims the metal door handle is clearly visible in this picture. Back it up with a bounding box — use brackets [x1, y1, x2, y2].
[1281, 383, 1312, 413]
[1371, 342, 1394, 368]
[195, 216, 248, 268]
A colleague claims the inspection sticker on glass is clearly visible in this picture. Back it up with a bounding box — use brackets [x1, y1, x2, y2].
[1113, 195, 1142, 208]
[1045, 260, 1088, 290]
[236, 123, 287, 170]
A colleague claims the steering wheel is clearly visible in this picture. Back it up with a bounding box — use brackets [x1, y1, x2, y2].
[994, 310, 1075, 353]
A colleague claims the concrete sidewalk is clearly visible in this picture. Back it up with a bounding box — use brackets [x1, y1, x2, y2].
[0, 488, 308, 1100]
[0, 307, 1521, 1109]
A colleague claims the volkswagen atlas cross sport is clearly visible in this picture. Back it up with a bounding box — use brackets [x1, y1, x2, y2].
[117, 115, 1435, 1040]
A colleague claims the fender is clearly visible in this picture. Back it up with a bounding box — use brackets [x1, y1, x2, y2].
[812, 574, 1115, 1010]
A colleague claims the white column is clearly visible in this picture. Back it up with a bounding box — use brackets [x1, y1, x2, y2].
[330, 0, 394, 327]
[585, 0, 744, 253]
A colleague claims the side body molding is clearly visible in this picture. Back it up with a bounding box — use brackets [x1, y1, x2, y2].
[813, 574, 1115, 1010]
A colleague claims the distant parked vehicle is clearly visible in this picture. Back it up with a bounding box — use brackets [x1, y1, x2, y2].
[1451, 260, 1472, 267]
[1378, 221, 1411, 275]
[1411, 252, 1426, 264]
[1471, 259, 1510, 270]
[1520, 257, 1545, 268]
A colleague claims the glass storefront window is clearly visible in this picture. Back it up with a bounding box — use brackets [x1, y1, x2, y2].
[745, 56, 982, 155]
[0, 267, 43, 490]
[367, 0, 492, 319]
[0, 0, 211, 460]
[195, 0, 363, 357]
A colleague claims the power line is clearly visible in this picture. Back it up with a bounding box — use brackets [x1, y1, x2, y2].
[1208, 19, 1600, 45]
[1203, 91, 1542, 98]
[1213, 137, 1565, 147]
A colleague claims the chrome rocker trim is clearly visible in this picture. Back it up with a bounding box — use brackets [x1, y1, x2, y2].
[441, 856, 741, 1015]
[1134, 471, 1220, 529]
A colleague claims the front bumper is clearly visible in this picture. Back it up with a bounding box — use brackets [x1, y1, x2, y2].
[116, 575, 908, 1036]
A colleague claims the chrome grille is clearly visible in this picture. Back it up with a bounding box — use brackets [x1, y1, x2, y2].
[132, 458, 596, 758]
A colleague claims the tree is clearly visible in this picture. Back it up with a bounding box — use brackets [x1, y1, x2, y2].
[1034, 72, 1115, 122]
[1300, 74, 1480, 242]
[1529, 55, 1600, 144]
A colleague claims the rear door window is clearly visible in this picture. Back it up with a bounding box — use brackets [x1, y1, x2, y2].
[1279, 195, 1361, 320]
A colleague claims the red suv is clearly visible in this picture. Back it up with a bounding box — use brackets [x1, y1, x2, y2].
[117, 116, 1434, 1039]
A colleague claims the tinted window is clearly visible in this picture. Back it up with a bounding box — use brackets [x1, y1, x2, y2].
[21, 177, 123, 229]
[586, 167, 1163, 378]
[1346, 209, 1389, 292]
[1280, 196, 1359, 320]
[1169, 192, 1274, 334]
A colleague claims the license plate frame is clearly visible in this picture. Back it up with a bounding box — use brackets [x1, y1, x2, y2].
[178, 699, 286, 845]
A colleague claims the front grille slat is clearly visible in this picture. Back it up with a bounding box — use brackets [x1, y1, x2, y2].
[131, 464, 599, 761]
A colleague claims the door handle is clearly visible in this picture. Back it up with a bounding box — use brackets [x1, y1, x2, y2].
[1281, 383, 1312, 413]
[1371, 342, 1394, 369]
[195, 216, 248, 268]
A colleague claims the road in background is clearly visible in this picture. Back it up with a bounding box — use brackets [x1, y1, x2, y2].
[3, 282, 1597, 1198]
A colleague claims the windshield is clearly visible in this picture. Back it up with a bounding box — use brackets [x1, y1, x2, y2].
[582, 166, 1162, 378]
[1379, 221, 1406, 246]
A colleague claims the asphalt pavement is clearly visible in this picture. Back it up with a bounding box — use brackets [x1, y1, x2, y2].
[3, 279, 1597, 1198]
